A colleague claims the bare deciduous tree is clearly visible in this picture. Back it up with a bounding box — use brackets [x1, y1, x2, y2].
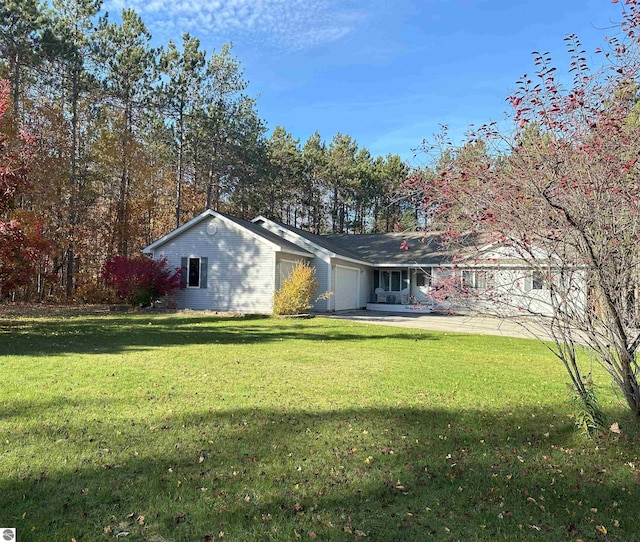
[410, 4, 640, 421]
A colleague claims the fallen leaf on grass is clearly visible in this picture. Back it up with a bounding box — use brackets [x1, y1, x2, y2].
[171, 513, 186, 524]
[610, 423, 621, 434]
[565, 521, 578, 536]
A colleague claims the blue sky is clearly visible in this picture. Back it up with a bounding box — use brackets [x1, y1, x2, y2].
[104, 0, 624, 165]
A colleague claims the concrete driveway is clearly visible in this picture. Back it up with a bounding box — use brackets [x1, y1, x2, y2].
[323, 310, 549, 341]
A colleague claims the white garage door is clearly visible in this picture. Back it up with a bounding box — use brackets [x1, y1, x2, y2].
[334, 266, 360, 311]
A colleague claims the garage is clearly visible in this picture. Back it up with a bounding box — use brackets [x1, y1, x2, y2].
[334, 265, 360, 311]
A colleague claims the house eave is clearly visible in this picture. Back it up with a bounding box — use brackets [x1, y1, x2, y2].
[371, 262, 453, 268]
[252, 215, 370, 266]
[329, 254, 371, 267]
[277, 248, 316, 259]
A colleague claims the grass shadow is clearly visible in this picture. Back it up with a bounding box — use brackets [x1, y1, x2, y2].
[2, 405, 638, 541]
[0, 314, 442, 357]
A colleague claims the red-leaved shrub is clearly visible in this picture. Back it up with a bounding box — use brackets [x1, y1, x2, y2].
[101, 256, 184, 307]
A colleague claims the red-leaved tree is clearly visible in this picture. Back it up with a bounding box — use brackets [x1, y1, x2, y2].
[0, 220, 39, 296]
[101, 255, 184, 307]
[409, 1, 640, 423]
[0, 78, 46, 299]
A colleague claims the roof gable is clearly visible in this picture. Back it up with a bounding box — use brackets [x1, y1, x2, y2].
[252, 216, 370, 265]
[142, 210, 313, 257]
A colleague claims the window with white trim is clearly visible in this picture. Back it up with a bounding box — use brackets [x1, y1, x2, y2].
[524, 270, 547, 291]
[377, 270, 408, 292]
[532, 270, 545, 290]
[416, 268, 432, 288]
[462, 269, 492, 289]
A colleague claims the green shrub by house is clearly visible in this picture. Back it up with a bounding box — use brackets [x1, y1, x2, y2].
[273, 261, 318, 315]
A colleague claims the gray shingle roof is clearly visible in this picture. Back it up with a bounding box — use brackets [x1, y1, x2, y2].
[217, 213, 314, 257]
[327, 232, 461, 266]
[261, 219, 474, 266]
[261, 221, 369, 263]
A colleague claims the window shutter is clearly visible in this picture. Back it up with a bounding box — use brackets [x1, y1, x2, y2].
[200, 257, 208, 288]
[373, 271, 379, 290]
[402, 270, 409, 289]
[180, 257, 188, 287]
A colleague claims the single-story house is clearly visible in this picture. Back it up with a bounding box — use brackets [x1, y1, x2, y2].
[142, 210, 586, 315]
[142, 211, 314, 313]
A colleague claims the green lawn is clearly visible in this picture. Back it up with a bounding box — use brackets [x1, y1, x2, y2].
[1, 311, 639, 541]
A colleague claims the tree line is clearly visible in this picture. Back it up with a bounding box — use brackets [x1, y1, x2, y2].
[0, 0, 421, 301]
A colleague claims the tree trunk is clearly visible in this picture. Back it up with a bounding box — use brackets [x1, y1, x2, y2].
[117, 103, 134, 256]
[620, 351, 640, 417]
[117, 167, 129, 256]
[66, 68, 79, 298]
[332, 185, 338, 233]
[176, 102, 185, 228]
[11, 54, 20, 124]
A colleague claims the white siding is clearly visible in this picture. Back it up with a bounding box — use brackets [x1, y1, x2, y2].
[154, 216, 276, 312]
[359, 266, 373, 308]
[482, 267, 587, 317]
[311, 256, 331, 311]
[407, 266, 587, 317]
[410, 268, 433, 304]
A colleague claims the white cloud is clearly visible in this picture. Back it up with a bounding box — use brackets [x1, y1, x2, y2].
[104, 0, 368, 50]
